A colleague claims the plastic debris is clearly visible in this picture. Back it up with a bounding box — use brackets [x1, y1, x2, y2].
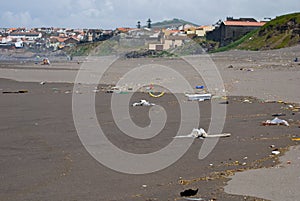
[270, 145, 275, 148]
[262, 117, 289, 126]
[272, 113, 286, 117]
[42, 58, 50, 65]
[184, 198, 204, 201]
[243, 99, 251, 103]
[2, 90, 28, 94]
[174, 128, 231, 139]
[149, 91, 164, 98]
[40, 81, 45, 85]
[271, 149, 280, 155]
[291, 138, 300, 141]
[105, 87, 120, 93]
[117, 91, 129, 94]
[185, 93, 212, 101]
[195, 85, 204, 89]
[132, 100, 155, 107]
[180, 188, 198, 197]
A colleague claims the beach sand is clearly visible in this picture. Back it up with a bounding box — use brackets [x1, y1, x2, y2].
[0, 46, 300, 201]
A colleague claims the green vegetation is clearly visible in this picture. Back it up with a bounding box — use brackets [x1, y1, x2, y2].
[150, 50, 176, 58]
[66, 38, 147, 57]
[210, 30, 257, 52]
[237, 12, 300, 50]
[66, 41, 104, 56]
[211, 12, 300, 52]
[124, 49, 176, 58]
[67, 13, 300, 56]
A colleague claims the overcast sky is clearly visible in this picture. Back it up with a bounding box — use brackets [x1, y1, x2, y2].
[0, 0, 299, 29]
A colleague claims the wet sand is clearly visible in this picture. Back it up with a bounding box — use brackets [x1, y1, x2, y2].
[225, 145, 300, 201]
[0, 46, 300, 201]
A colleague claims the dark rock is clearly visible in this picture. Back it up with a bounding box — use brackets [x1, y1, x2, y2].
[180, 188, 198, 197]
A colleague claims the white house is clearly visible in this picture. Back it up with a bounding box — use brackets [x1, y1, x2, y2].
[15, 40, 24, 48]
[195, 26, 215, 37]
[9, 32, 42, 41]
[163, 35, 187, 50]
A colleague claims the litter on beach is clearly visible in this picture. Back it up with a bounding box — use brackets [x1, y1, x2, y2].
[185, 93, 212, 101]
[180, 188, 198, 197]
[41, 58, 50, 65]
[2, 90, 28, 94]
[132, 99, 155, 107]
[174, 128, 231, 139]
[272, 113, 286, 117]
[262, 117, 290, 126]
[149, 91, 165, 98]
[271, 149, 281, 155]
[183, 197, 204, 201]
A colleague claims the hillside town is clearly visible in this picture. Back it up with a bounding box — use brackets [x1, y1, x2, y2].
[0, 27, 114, 51]
[0, 17, 267, 55]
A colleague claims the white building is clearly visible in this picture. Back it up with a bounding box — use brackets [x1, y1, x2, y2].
[15, 40, 24, 48]
[9, 32, 42, 41]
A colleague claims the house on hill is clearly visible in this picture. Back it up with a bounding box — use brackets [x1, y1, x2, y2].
[162, 35, 188, 50]
[206, 17, 265, 46]
[195, 25, 215, 37]
[64, 37, 79, 46]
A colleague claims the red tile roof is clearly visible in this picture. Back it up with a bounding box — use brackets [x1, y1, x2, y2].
[224, 21, 266, 27]
[116, 27, 133, 33]
[50, 36, 67, 43]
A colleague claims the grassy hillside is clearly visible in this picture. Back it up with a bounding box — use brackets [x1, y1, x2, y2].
[237, 12, 300, 50]
[65, 41, 104, 56]
[211, 12, 300, 52]
[66, 37, 147, 57]
[150, 18, 199, 28]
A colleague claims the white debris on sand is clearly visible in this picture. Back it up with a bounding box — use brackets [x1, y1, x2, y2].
[185, 93, 212, 101]
[262, 117, 290, 126]
[132, 99, 155, 107]
[174, 128, 231, 139]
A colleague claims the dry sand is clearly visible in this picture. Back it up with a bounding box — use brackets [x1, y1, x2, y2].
[0, 46, 300, 201]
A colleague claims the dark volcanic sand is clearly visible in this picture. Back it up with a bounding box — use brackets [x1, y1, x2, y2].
[0, 78, 299, 201]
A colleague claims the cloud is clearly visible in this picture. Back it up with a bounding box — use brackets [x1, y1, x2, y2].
[0, 0, 300, 29]
[1, 11, 43, 28]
